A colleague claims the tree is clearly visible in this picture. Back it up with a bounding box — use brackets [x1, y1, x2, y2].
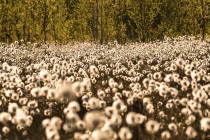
[0, 0, 209, 43]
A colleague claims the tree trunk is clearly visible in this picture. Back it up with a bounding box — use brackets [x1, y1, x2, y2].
[100, 0, 104, 45]
[202, 0, 205, 41]
[43, 1, 47, 42]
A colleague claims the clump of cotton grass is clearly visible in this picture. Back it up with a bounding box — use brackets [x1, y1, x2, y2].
[88, 97, 99, 110]
[56, 82, 77, 101]
[84, 111, 107, 131]
[92, 129, 114, 140]
[200, 118, 210, 132]
[66, 101, 81, 113]
[0, 37, 209, 139]
[63, 110, 80, 132]
[0, 112, 12, 125]
[185, 126, 197, 139]
[42, 117, 62, 140]
[39, 70, 51, 82]
[126, 112, 147, 126]
[12, 108, 28, 126]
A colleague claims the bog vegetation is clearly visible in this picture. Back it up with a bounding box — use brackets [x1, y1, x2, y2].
[0, 0, 210, 44]
[0, 36, 209, 140]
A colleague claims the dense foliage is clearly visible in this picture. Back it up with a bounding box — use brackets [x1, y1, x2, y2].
[0, 0, 210, 43]
[0, 37, 209, 140]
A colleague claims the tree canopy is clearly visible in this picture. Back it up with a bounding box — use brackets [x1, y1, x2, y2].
[0, 0, 209, 44]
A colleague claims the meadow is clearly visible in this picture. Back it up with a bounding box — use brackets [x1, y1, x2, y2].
[0, 36, 209, 140]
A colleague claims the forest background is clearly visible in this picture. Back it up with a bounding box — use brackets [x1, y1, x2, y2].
[0, 0, 210, 44]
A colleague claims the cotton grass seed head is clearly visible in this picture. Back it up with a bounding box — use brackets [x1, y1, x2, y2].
[168, 123, 177, 131]
[67, 101, 80, 112]
[2, 126, 10, 135]
[145, 120, 160, 134]
[161, 131, 171, 140]
[185, 126, 197, 139]
[118, 127, 132, 140]
[200, 118, 210, 132]
[88, 97, 99, 110]
[84, 111, 106, 131]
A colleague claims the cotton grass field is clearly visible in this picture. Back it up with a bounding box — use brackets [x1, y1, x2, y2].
[0, 36, 210, 140]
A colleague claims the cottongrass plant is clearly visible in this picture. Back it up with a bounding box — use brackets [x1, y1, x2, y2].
[0, 36, 209, 139]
